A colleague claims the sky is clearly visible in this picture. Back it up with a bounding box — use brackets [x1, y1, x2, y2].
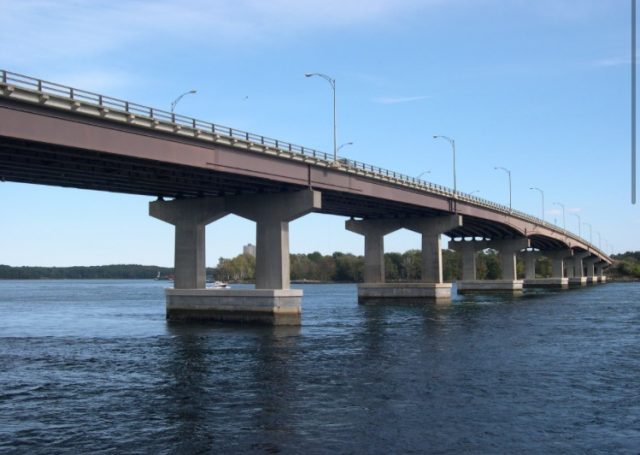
[0, 0, 637, 267]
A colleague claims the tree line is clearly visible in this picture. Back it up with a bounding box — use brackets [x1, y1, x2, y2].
[1, 251, 638, 281]
[216, 250, 547, 282]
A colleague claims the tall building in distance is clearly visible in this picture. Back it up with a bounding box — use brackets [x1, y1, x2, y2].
[243, 243, 256, 257]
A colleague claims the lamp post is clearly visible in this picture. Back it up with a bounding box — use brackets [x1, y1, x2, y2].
[170, 89, 197, 113]
[337, 142, 353, 154]
[417, 170, 431, 179]
[469, 190, 480, 196]
[494, 166, 512, 211]
[583, 222, 593, 243]
[553, 202, 566, 230]
[596, 231, 602, 249]
[530, 187, 545, 222]
[305, 72, 337, 162]
[572, 213, 582, 237]
[433, 135, 457, 193]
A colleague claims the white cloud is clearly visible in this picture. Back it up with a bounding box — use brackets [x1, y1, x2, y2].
[567, 207, 582, 214]
[0, 0, 447, 66]
[373, 95, 430, 104]
[593, 56, 634, 68]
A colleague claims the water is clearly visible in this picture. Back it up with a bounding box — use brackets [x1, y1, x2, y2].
[1, 280, 639, 453]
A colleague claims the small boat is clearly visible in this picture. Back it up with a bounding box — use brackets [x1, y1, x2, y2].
[155, 271, 174, 281]
[207, 281, 230, 289]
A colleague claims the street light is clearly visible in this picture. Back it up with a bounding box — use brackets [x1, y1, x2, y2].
[337, 142, 353, 153]
[494, 166, 512, 211]
[469, 190, 480, 196]
[571, 213, 582, 237]
[417, 170, 431, 179]
[170, 89, 197, 113]
[553, 202, 566, 230]
[305, 72, 337, 162]
[530, 187, 545, 222]
[596, 231, 602, 249]
[583, 222, 593, 243]
[433, 135, 456, 193]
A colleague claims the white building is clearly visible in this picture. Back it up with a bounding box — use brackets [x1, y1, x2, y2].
[243, 243, 256, 257]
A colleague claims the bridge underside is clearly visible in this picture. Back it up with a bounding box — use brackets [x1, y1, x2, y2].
[0, 135, 572, 251]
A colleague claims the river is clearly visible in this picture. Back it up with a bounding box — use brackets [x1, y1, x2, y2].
[1, 280, 639, 453]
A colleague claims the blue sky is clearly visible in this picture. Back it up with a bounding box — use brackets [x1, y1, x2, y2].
[0, 0, 636, 266]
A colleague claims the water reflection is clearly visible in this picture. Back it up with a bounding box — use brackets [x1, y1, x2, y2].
[163, 322, 300, 452]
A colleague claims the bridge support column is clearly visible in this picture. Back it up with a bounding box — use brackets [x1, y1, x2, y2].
[447, 240, 489, 281]
[150, 197, 226, 289]
[583, 256, 599, 284]
[524, 250, 571, 289]
[595, 262, 608, 283]
[152, 190, 321, 325]
[346, 219, 403, 284]
[457, 238, 529, 294]
[521, 249, 563, 289]
[521, 250, 540, 280]
[569, 252, 589, 287]
[347, 216, 461, 303]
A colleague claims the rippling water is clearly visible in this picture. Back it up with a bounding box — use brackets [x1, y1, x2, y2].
[1, 280, 639, 453]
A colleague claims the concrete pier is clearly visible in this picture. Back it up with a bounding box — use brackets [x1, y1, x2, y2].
[521, 250, 541, 280]
[447, 239, 489, 281]
[357, 283, 453, 303]
[347, 215, 462, 302]
[150, 197, 226, 289]
[151, 190, 321, 325]
[568, 252, 590, 286]
[523, 278, 569, 289]
[165, 289, 302, 325]
[569, 277, 588, 286]
[457, 279, 524, 293]
[455, 237, 529, 294]
[523, 249, 570, 289]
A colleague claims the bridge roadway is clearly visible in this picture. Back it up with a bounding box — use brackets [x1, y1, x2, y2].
[0, 70, 611, 324]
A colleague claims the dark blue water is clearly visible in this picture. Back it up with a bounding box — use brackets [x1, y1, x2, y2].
[1, 280, 639, 453]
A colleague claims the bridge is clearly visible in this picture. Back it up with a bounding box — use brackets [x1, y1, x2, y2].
[0, 70, 611, 324]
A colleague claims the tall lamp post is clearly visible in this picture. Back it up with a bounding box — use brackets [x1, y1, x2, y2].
[572, 213, 582, 237]
[305, 72, 337, 162]
[494, 166, 512, 211]
[553, 202, 566, 230]
[530, 187, 545, 222]
[433, 135, 456, 193]
[170, 89, 197, 113]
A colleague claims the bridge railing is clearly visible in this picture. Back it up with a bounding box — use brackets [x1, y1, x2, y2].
[0, 69, 607, 258]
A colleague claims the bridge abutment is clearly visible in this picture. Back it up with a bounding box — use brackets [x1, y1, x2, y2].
[151, 190, 321, 325]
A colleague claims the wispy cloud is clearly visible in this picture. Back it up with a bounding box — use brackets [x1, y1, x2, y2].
[373, 95, 430, 104]
[592, 56, 633, 68]
[0, 0, 448, 66]
[567, 207, 582, 214]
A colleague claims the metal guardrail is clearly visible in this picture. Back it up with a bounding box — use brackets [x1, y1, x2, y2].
[0, 69, 608, 259]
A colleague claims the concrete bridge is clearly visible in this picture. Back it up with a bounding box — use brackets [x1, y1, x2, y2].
[0, 70, 611, 324]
